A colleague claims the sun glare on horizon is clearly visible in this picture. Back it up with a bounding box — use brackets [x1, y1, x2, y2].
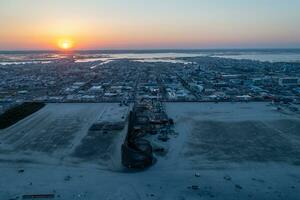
[58, 39, 74, 50]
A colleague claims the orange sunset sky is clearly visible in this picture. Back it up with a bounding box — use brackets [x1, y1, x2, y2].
[1, 0, 300, 50]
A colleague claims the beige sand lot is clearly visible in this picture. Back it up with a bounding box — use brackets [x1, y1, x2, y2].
[165, 102, 300, 168]
[0, 103, 129, 167]
[0, 102, 300, 200]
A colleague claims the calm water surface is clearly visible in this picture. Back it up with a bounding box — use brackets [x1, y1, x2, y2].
[1, 50, 300, 65]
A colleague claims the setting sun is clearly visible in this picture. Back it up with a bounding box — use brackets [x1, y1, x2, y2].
[58, 39, 74, 50]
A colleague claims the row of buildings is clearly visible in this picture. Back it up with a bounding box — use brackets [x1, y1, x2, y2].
[1, 55, 300, 113]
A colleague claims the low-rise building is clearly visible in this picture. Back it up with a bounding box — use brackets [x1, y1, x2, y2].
[279, 77, 299, 86]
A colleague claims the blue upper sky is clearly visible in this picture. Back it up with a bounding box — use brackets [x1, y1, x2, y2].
[0, 0, 299, 50]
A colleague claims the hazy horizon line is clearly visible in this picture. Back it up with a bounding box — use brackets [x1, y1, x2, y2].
[1, 47, 300, 54]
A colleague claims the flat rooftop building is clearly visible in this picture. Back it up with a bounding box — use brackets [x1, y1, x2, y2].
[279, 77, 299, 86]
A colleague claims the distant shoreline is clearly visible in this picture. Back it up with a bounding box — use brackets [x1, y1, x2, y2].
[1, 48, 300, 54]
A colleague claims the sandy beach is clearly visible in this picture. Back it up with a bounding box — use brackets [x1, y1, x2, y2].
[0, 102, 300, 199]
